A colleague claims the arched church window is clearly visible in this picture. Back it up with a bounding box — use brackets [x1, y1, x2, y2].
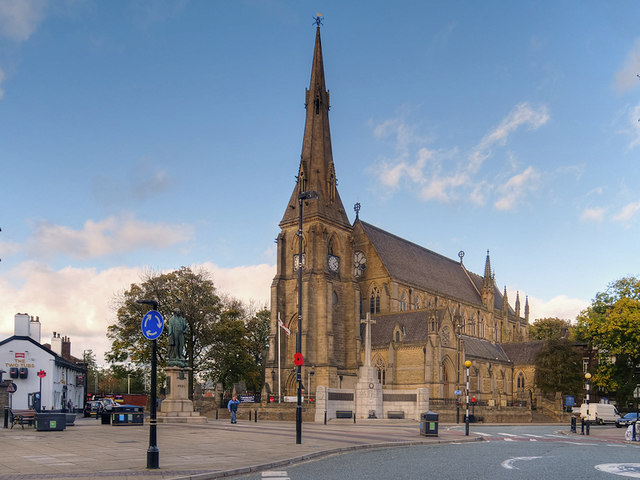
[399, 292, 407, 311]
[395, 331, 400, 342]
[375, 357, 386, 385]
[517, 372, 525, 391]
[431, 318, 436, 331]
[370, 287, 380, 314]
[332, 291, 338, 306]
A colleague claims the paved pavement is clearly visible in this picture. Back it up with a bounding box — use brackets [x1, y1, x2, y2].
[0, 416, 624, 480]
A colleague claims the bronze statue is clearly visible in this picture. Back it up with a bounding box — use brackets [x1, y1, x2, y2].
[167, 309, 188, 367]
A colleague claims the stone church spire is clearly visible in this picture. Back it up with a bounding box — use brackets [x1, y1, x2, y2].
[481, 250, 494, 311]
[280, 25, 351, 229]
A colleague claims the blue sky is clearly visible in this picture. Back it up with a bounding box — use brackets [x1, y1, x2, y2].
[1, 1, 639, 364]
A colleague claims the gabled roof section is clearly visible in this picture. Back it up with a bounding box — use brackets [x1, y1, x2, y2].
[281, 26, 351, 229]
[461, 335, 511, 363]
[360, 221, 484, 306]
[367, 310, 443, 347]
[0, 335, 84, 371]
[501, 341, 544, 365]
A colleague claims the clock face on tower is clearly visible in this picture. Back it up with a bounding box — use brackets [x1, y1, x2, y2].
[353, 251, 366, 277]
[328, 254, 340, 272]
[293, 253, 306, 271]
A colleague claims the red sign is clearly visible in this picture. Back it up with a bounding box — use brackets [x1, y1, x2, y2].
[293, 352, 304, 366]
[15, 352, 25, 359]
[37, 369, 46, 378]
[7, 382, 17, 393]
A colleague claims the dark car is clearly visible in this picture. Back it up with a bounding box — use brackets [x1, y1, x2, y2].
[616, 412, 640, 428]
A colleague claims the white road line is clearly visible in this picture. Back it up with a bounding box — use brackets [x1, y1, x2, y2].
[595, 463, 640, 478]
[501, 456, 544, 470]
[262, 472, 290, 478]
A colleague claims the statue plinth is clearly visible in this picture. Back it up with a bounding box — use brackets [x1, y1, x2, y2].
[158, 367, 206, 423]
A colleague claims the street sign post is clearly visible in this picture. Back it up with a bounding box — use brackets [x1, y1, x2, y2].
[142, 310, 164, 340]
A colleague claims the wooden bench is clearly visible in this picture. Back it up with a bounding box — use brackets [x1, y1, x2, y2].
[335, 410, 353, 419]
[11, 409, 36, 429]
[387, 411, 405, 419]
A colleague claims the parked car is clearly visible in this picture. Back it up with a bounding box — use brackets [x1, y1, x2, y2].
[616, 412, 640, 428]
[579, 403, 621, 424]
[83, 398, 116, 417]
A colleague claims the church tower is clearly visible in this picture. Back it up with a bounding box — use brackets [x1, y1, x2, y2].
[266, 24, 359, 397]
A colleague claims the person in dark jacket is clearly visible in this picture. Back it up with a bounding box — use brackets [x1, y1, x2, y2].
[227, 395, 240, 424]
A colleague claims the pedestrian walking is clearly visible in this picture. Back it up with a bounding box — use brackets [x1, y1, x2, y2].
[228, 395, 240, 424]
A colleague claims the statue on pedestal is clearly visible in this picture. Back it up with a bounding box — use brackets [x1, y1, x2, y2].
[167, 309, 188, 368]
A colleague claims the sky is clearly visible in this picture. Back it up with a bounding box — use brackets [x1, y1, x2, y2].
[1, 1, 639, 366]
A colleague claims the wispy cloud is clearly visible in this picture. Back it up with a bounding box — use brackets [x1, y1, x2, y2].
[373, 102, 549, 210]
[494, 166, 541, 211]
[0, 0, 46, 42]
[27, 215, 193, 260]
[580, 207, 606, 223]
[527, 294, 590, 322]
[614, 38, 640, 94]
[613, 200, 640, 224]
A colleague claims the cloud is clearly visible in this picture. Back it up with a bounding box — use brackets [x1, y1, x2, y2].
[527, 294, 590, 322]
[614, 38, 640, 94]
[580, 207, 606, 223]
[27, 215, 194, 260]
[494, 166, 540, 211]
[613, 201, 640, 224]
[0, 261, 275, 365]
[468, 103, 549, 173]
[373, 102, 549, 210]
[0, 0, 46, 42]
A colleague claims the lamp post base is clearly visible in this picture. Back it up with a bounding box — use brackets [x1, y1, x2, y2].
[147, 447, 159, 469]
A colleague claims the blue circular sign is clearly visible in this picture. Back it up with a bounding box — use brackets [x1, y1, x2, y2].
[141, 310, 164, 340]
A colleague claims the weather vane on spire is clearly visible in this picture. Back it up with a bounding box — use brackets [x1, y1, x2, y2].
[354, 202, 361, 219]
[313, 13, 323, 27]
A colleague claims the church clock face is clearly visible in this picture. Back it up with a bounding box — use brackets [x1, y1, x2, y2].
[353, 251, 366, 277]
[293, 253, 306, 271]
[328, 254, 340, 272]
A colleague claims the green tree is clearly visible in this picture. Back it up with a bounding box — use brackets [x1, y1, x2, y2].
[534, 338, 583, 396]
[529, 317, 573, 340]
[576, 276, 640, 406]
[107, 267, 223, 398]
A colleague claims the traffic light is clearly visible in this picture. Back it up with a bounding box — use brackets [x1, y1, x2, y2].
[471, 396, 477, 404]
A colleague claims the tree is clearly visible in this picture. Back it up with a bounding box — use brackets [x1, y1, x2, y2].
[199, 299, 270, 392]
[529, 317, 573, 341]
[576, 276, 640, 406]
[534, 338, 583, 396]
[107, 267, 223, 398]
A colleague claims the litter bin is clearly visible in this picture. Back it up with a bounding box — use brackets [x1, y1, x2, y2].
[35, 412, 66, 431]
[111, 405, 144, 426]
[100, 412, 111, 424]
[420, 411, 438, 437]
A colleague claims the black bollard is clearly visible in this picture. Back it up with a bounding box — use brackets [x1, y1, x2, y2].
[3, 406, 8, 428]
[249, 410, 252, 421]
[215, 409, 218, 420]
[254, 409, 257, 423]
[581, 418, 585, 435]
[324, 411, 327, 425]
[586, 421, 590, 436]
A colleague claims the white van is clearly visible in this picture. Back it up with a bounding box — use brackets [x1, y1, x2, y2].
[579, 403, 620, 424]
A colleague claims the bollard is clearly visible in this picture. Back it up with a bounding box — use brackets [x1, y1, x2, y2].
[254, 409, 257, 423]
[353, 414, 356, 424]
[249, 410, 252, 421]
[581, 418, 585, 435]
[215, 409, 218, 420]
[570, 416, 576, 433]
[586, 421, 590, 436]
[3, 406, 8, 428]
[324, 411, 327, 425]
[633, 421, 637, 442]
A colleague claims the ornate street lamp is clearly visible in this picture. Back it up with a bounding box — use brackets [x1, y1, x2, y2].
[583, 372, 591, 436]
[465, 360, 472, 436]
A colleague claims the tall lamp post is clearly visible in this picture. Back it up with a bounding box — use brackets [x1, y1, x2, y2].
[464, 360, 472, 436]
[583, 372, 591, 436]
[296, 190, 317, 445]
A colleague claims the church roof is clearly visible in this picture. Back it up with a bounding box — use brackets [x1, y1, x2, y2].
[500, 341, 545, 365]
[460, 335, 511, 363]
[368, 310, 444, 346]
[360, 220, 512, 312]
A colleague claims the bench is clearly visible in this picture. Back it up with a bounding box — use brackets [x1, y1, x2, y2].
[11, 409, 36, 429]
[387, 411, 405, 419]
[335, 410, 353, 419]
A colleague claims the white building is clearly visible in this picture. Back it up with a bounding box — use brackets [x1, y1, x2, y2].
[0, 313, 86, 411]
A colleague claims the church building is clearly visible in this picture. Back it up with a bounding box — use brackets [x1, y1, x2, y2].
[265, 25, 532, 407]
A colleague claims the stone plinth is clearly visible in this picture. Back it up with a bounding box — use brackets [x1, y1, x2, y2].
[355, 366, 383, 419]
[158, 367, 206, 424]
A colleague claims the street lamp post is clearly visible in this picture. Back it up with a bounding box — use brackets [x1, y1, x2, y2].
[584, 372, 591, 436]
[465, 360, 471, 436]
[296, 190, 317, 445]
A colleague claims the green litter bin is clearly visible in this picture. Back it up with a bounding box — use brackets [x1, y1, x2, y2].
[35, 412, 67, 431]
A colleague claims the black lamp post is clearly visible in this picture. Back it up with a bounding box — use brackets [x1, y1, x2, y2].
[464, 360, 471, 436]
[296, 190, 317, 444]
[137, 299, 160, 468]
[584, 372, 591, 436]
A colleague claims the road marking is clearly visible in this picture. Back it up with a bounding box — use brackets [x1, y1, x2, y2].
[501, 456, 544, 470]
[595, 463, 640, 478]
[262, 472, 290, 478]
